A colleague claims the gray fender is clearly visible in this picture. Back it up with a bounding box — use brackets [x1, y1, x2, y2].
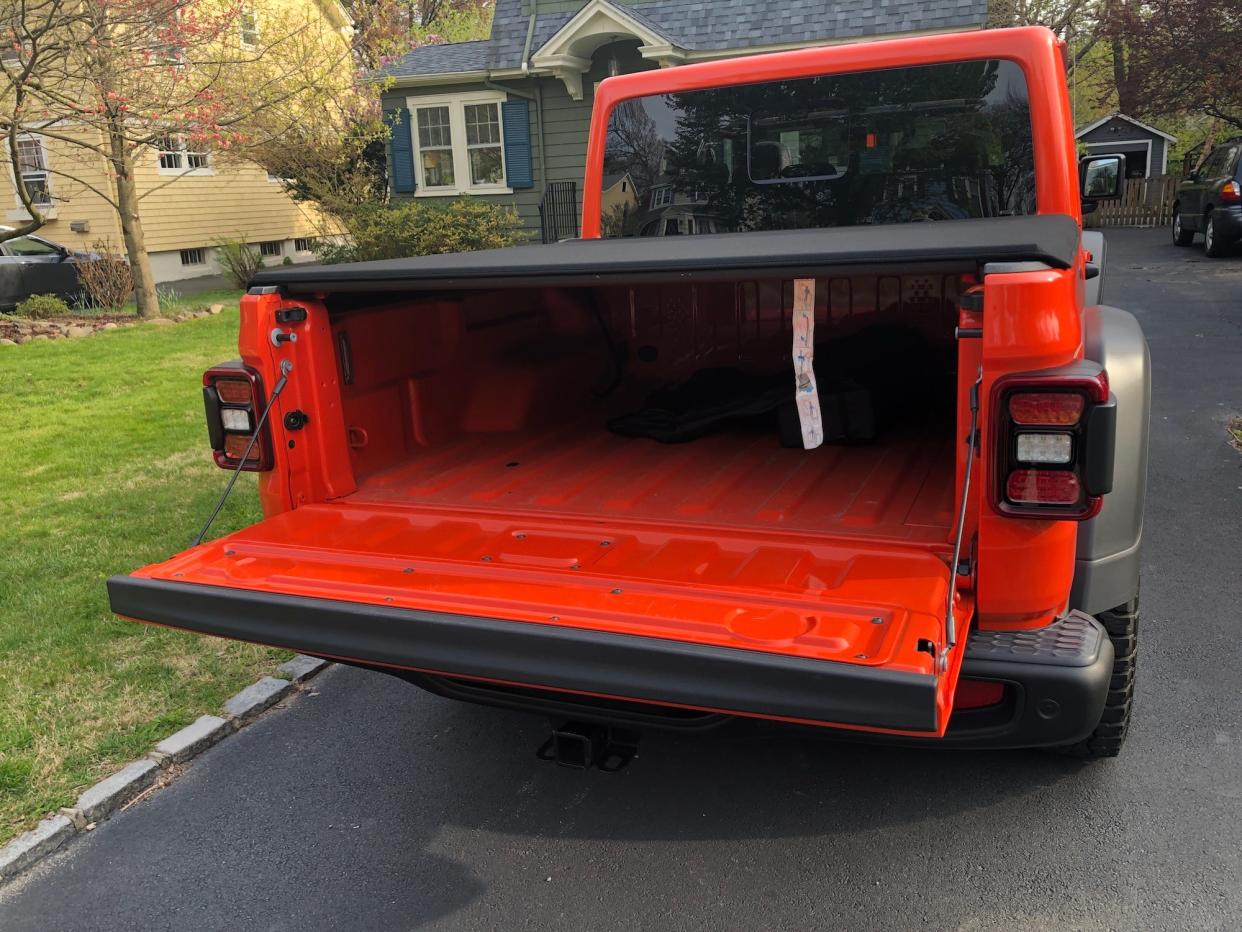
[1082, 230, 1106, 306]
[1071, 304, 1150, 614]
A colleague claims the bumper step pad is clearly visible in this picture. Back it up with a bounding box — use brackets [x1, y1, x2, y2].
[949, 611, 1114, 748]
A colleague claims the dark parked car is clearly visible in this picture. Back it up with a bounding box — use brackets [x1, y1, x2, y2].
[0, 227, 98, 311]
[1173, 137, 1242, 257]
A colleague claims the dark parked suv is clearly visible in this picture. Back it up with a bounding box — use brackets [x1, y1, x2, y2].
[1173, 137, 1242, 257]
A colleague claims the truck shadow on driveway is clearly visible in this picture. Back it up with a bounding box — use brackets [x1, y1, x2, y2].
[4, 664, 1121, 932]
[207, 665, 1110, 927]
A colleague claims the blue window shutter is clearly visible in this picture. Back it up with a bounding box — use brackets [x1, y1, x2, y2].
[386, 108, 417, 194]
[502, 99, 533, 189]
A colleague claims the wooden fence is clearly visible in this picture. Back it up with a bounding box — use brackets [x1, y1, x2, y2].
[1087, 175, 1179, 228]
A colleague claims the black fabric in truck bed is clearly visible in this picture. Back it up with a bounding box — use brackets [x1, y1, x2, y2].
[250, 214, 1080, 294]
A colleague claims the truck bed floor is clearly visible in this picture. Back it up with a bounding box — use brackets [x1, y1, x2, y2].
[348, 417, 954, 544]
[130, 417, 961, 696]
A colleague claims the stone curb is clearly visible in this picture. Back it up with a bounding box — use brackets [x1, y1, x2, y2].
[223, 676, 293, 723]
[72, 759, 160, 825]
[150, 715, 232, 766]
[279, 654, 328, 683]
[0, 816, 74, 882]
[0, 655, 330, 887]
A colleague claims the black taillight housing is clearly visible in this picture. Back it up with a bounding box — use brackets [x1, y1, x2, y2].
[990, 362, 1115, 520]
[203, 362, 273, 471]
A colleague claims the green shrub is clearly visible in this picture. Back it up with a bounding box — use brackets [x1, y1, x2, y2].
[320, 197, 521, 264]
[212, 237, 265, 288]
[15, 293, 71, 319]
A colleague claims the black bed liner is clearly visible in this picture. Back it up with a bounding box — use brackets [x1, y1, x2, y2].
[250, 214, 1079, 294]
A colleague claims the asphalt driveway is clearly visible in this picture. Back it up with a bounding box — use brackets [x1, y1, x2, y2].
[3, 228, 1240, 931]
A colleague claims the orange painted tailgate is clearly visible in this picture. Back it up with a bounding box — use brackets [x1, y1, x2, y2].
[125, 501, 972, 735]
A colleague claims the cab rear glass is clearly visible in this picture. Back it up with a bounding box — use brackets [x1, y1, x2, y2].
[602, 58, 1035, 237]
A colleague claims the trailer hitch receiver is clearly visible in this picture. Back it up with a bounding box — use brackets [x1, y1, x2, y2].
[537, 722, 639, 773]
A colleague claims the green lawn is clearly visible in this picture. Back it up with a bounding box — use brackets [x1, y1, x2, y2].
[66, 287, 245, 320]
[0, 293, 293, 844]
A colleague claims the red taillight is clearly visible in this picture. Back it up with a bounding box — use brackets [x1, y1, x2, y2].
[203, 364, 273, 471]
[214, 379, 253, 405]
[1008, 392, 1084, 426]
[990, 364, 1114, 520]
[223, 433, 261, 463]
[1005, 469, 1081, 506]
[954, 679, 1007, 710]
[1220, 180, 1242, 204]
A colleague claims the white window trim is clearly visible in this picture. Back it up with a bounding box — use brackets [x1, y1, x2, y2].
[7, 135, 56, 220]
[650, 185, 672, 209]
[156, 135, 214, 176]
[405, 91, 512, 197]
[239, 8, 260, 50]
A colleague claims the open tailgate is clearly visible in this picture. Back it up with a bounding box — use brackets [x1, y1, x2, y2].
[109, 503, 973, 736]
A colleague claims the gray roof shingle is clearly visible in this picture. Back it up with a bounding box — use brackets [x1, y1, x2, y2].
[386, 0, 988, 80]
[379, 39, 490, 78]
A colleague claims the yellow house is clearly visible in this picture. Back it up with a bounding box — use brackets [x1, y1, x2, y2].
[4, 0, 353, 285]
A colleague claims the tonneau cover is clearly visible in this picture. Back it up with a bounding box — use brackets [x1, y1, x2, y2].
[251, 214, 1079, 294]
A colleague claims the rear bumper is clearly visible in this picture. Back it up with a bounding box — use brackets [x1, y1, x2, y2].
[1211, 204, 1242, 239]
[107, 577, 1112, 747]
[939, 612, 1113, 749]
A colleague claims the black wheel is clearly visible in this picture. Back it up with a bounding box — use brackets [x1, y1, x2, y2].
[1204, 214, 1231, 257]
[1052, 595, 1138, 759]
[1172, 208, 1194, 246]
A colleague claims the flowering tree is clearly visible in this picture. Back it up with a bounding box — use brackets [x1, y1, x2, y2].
[0, 0, 356, 315]
[248, 1, 491, 225]
[342, 0, 491, 68]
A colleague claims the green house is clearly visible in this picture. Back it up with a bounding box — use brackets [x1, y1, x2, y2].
[380, 0, 988, 241]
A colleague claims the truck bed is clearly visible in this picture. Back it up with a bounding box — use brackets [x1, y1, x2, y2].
[349, 416, 955, 545]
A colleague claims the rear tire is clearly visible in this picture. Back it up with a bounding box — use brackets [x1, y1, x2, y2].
[1172, 209, 1194, 246]
[1051, 596, 1137, 760]
[1204, 214, 1230, 257]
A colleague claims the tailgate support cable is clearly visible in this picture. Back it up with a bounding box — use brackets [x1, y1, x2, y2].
[192, 359, 293, 547]
[943, 363, 983, 672]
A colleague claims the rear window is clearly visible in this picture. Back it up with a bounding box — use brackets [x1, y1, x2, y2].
[601, 59, 1035, 237]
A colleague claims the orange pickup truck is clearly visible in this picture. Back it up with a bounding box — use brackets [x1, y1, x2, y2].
[109, 26, 1148, 764]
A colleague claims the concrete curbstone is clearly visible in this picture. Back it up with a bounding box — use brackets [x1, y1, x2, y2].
[74, 758, 160, 824]
[151, 715, 232, 765]
[278, 655, 329, 683]
[0, 816, 75, 881]
[223, 676, 293, 723]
